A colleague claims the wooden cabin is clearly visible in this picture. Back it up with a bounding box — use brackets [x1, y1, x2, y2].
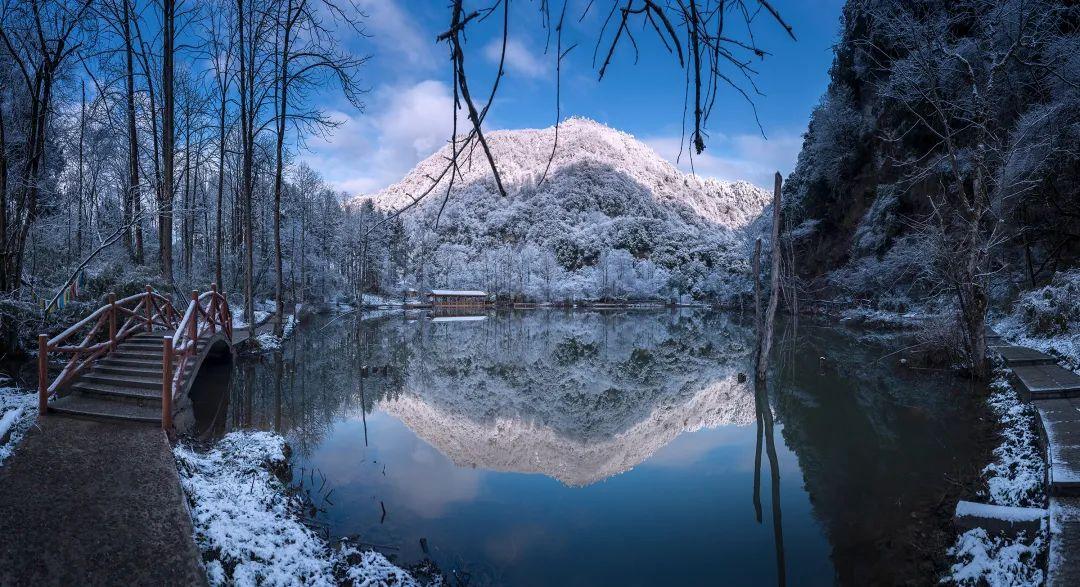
[427, 289, 489, 307]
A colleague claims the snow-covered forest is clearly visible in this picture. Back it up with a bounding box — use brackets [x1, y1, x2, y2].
[782, 0, 1080, 375]
[0, 0, 377, 353]
[0, 0, 791, 357]
[358, 118, 769, 303]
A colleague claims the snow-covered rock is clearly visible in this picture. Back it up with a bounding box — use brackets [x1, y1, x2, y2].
[0, 387, 35, 466]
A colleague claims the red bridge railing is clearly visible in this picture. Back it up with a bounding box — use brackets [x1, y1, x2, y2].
[162, 286, 233, 429]
[37, 284, 233, 430]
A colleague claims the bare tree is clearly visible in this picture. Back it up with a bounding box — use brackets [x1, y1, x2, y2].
[268, 0, 365, 335]
[0, 0, 93, 294]
[859, 0, 1070, 379]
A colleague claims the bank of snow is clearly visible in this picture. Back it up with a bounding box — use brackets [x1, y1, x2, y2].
[995, 269, 1080, 370]
[0, 386, 35, 466]
[253, 315, 298, 352]
[174, 431, 434, 585]
[944, 365, 1047, 585]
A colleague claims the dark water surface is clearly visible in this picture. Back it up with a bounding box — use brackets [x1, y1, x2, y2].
[188, 310, 985, 586]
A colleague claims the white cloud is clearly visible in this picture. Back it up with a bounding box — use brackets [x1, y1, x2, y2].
[644, 132, 803, 189]
[356, 0, 438, 71]
[303, 80, 467, 195]
[484, 37, 549, 79]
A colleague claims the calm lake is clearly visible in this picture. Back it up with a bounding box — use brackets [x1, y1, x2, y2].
[187, 309, 986, 585]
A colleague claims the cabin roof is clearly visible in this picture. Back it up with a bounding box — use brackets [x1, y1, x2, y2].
[429, 289, 487, 297]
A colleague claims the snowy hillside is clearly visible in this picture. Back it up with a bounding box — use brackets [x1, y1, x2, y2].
[361, 118, 770, 301]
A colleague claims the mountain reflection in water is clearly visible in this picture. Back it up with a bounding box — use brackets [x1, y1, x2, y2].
[188, 309, 983, 586]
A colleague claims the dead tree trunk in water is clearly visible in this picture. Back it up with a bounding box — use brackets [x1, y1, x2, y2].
[755, 172, 783, 383]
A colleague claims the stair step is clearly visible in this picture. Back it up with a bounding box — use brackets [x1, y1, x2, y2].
[71, 382, 161, 402]
[119, 341, 169, 351]
[112, 349, 165, 359]
[994, 346, 1059, 367]
[93, 364, 163, 378]
[81, 372, 161, 390]
[49, 393, 161, 424]
[98, 357, 163, 369]
[130, 330, 175, 339]
[1013, 365, 1080, 399]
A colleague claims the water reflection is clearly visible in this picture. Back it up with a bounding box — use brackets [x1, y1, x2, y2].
[190, 309, 983, 585]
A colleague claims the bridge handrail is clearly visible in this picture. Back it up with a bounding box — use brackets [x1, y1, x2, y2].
[37, 285, 180, 414]
[163, 286, 232, 427]
[38, 285, 234, 429]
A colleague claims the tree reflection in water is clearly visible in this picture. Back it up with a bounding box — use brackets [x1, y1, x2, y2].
[179, 310, 985, 585]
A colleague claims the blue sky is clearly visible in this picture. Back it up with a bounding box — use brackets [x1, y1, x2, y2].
[303, 0, 846, 193]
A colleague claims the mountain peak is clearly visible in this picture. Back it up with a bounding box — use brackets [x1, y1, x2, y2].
[367, 118, 768, 230]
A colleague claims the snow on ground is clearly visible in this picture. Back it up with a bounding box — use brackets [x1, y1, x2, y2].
[995, 269, 1080, 370]
[253, 315, 299, 352]
[175, 431, 433, 586]
[944, 364, 1047, 585]
[0, 387, 35, 466]
[360, 293, 403, 308]
[980, 373, 1046, 507]
[233, 310, 271, 330]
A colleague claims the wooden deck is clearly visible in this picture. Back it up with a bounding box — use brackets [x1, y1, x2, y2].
[989, 334, 1080, 585]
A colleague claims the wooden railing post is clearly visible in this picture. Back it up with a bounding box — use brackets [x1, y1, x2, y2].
[38, 334, 48, 416]
[162, 337, 173, 431]
[144, 285, 153, 333]
[209, 285, 218, 335]
[108, 293, 117, 351]
[189, 290, 198, 346]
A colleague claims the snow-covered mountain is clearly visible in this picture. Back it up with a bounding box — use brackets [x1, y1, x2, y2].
[374, 310, 757, 486]
[361, 118, 770, 300]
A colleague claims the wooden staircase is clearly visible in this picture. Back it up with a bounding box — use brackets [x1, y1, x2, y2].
[49, 331, 174, 424]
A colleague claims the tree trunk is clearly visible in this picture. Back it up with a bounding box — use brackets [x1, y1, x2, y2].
[123, 0, 143, 263]
[160, 0, 176, 285]
[215, 88, 226, 288]
[271, 0, 294, 336]
[756, 172, 783, 383]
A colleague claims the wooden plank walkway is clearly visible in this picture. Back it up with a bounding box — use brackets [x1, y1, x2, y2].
[990, 333, 1080, 585]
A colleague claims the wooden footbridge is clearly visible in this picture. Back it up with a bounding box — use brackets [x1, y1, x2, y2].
[37, 285, 234, 429]
[0, 286, 237, 583]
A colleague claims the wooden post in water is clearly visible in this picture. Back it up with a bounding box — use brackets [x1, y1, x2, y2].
[162, 337, 173, 430]
[38, 334, 48, 416]
[108, 293, 117, 351]
[752, 239, 763, 341]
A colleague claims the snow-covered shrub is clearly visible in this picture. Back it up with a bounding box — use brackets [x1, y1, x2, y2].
[851, 184, 899, 256]
[996, 269, 1080, 368]
[947, 527, 1044, 586]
